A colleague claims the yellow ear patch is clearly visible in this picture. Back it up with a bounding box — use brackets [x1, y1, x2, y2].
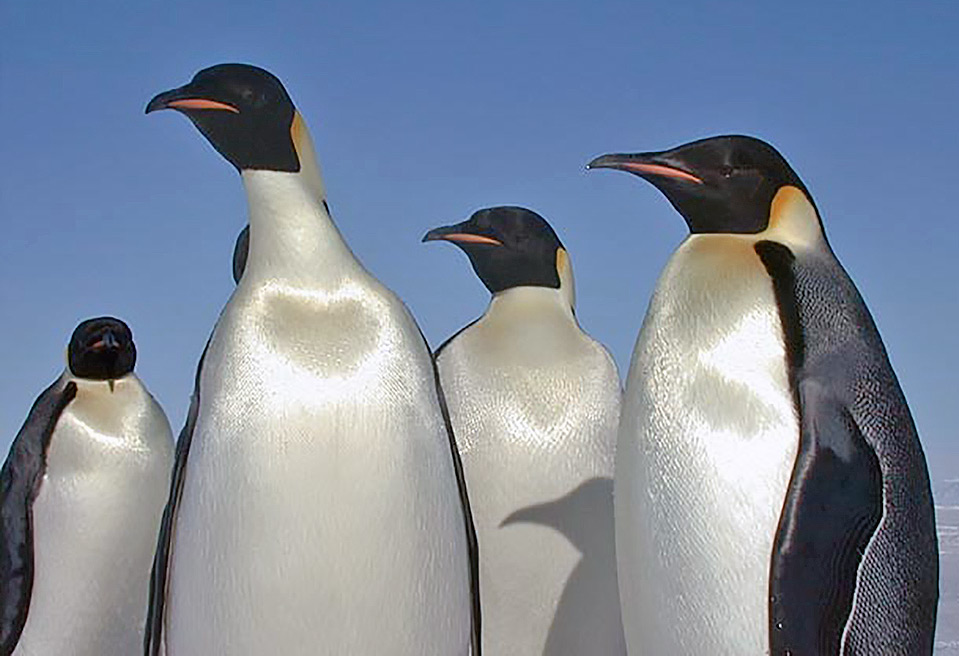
[555, 248, 576, 310]
[765, 185, 823, 249]
[290, 111, 307, 159]
[556, 248, 570, 278]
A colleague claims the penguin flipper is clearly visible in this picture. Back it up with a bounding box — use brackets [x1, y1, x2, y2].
[0, 380, 77, 653]
[428, 334, 481, 655]
[144, 343, 207, 656]
[768, 378, 883, 655]
[232, 225, 250, 284]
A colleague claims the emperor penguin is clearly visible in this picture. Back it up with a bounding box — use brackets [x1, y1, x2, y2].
[0, 317, 173, 656]
[424, 206, 625, 655]
[588, 136, 938, 654]
[144, 64, 479, 656]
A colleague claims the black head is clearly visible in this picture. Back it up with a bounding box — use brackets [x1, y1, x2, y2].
[68, 317, 136, 380]
[146, 63, 300, 172]
[588, 135, 811, 234]
[423, 206, 565, 294]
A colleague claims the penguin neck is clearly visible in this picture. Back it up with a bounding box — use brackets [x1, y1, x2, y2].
[239, 115, 359, 284]
[240, 169, 357, 283]
[485, 252, 576, 320]
[486, 285, 575, 323]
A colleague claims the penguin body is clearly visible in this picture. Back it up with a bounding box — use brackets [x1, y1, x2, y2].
[1, 318, 173, 656]
[426, 207, 624, 655]
[589, 137, 937, 654]
[145, 65, 478, 656]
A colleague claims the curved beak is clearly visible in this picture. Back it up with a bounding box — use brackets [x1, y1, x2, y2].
[587, 152, 703, 185]
[145, 85, 240, 115]
[422, 223, 503, 246]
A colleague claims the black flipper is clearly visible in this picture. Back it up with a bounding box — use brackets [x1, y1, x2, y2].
[144, 343, 208, 656]
[769, 379, 883, 653]
[423, 329, 482, 655]
[0, 379, 77, 654]
[232, 225, 250, 284]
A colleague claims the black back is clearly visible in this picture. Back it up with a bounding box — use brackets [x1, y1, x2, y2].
[761, 242, 938, 653]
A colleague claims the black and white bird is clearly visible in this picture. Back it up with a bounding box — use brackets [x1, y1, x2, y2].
[425, 206, 625, 655]
[1, 317, 173, 656]
[589, 136, 938, 654]
[144, 63, 479, 656]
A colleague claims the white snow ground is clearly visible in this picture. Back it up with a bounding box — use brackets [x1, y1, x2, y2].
[935, 480, 959, 654]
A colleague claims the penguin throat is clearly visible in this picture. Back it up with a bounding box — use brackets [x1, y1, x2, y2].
[489, 286, 574, 320]
[240, 170, 356, 281]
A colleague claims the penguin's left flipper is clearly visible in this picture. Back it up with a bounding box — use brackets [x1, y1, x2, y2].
[768, 378, 883, 654]
[0, 380, 77, 653]
[144, 342, 207, 656]
[426, 332, 481, 656]
[232, 225, 249, 284]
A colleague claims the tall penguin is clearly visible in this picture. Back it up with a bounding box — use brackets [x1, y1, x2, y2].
[424, 206, 625, 655]
[588, 136, 938, 654]
[144, 64, 479, 656]
[1, 317, 173, 656]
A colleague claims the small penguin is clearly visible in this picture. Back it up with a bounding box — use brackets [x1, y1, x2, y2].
[145, 64, 479, 656]
[588, 136, 938, 654]
[425, 206, 625, 655]
[0, 317, 173, 656]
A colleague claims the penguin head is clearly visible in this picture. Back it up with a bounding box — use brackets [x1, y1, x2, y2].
[146, 63, 300, 173]
[423, 206, 569, 295]
[588, 135, 813, 234]
[68, 317, 136, 381]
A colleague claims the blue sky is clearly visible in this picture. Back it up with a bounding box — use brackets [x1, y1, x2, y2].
[1, 0, 956, 487]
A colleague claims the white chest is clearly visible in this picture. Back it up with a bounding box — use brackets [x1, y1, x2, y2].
[616, 236, 800, 654]
[437, 292, 623, 655]
[167, 279, 470, 655]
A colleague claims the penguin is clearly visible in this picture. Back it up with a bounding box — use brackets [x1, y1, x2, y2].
[144, 64, 479, 656]
[0, 317, 173, 656]
[424, 206, 625, 655]
[588, 136, 938, 654]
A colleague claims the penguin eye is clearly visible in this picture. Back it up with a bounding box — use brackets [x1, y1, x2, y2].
[719, 165, 735, 178]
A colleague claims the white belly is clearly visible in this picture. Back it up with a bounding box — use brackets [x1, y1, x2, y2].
[615, 235, 799, 655]
[14, 375, 173, 656]
[438, 299, 624, 655]
[166, 281, 470, 656]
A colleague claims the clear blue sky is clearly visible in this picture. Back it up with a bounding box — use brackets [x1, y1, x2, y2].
[1, 1, 956, 486]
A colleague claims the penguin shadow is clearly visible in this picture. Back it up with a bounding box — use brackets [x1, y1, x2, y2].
[500, 477, 626, 655]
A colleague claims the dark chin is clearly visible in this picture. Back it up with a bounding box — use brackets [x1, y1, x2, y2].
[469, 253, 560, 293]
[189, 114, 300, 172]
[663, 190, 767, 235]
[71, 350, 136, 380]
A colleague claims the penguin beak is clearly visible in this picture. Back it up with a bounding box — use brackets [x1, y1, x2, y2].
[422, 224, 503, 246]
[146, 86, 240, 114]
[91, 330, 120, 351]
[586, 153, 703, 185]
